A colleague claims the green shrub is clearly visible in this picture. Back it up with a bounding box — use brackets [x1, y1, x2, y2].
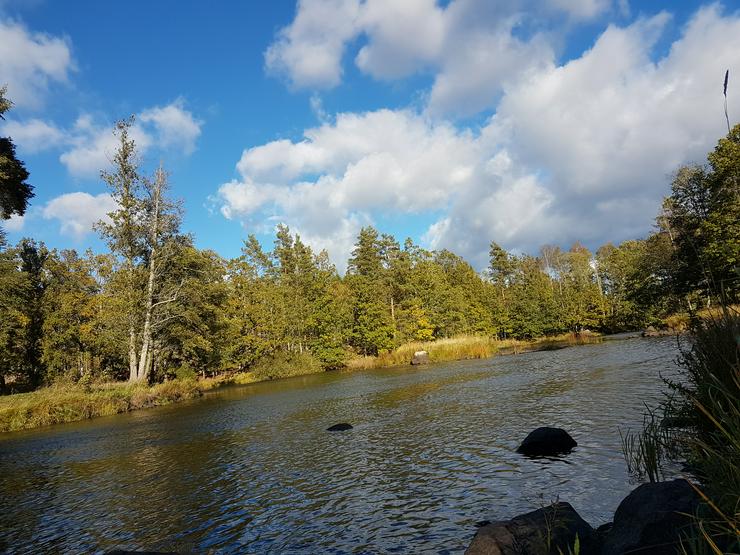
[249, 351, 324, 381]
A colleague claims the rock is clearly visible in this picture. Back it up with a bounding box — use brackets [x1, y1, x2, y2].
[465, 502, 597, 555]
[641, 326, 674, 337]
[601, 479, 700, 555]
[326, 423, 353, 431]
[516, 427, 577, 457]
[411, 350, 430, 365]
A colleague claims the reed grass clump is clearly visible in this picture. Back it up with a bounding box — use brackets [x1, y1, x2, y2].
[621, 305, 740, 553]
[0, 379, 205, 433]
[248, 351, 324, 381]
[345, 332, 601, 370]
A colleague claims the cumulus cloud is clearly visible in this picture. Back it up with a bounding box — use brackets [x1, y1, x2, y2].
[42, 192, 117, 238]
[265, 0, 362, 88]
[3, 213, 25, 232]
[139, 98, 202, 155]
[1, 118, 64, 153]
[216, 109, 534, 268]
[56, 100, 202, 178]
[264, 0, 625, 116]
[223, 4, 740, 269]
[0, 19, 74, 108]
[486, 5, 740, 238]
[59, 115, 150, 178]
[548, 0, 612, 20]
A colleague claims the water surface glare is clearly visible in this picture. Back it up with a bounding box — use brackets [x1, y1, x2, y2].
[0, 337, 682, 554]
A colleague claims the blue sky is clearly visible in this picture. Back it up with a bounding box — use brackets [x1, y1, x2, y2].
[1, 0, 738, 270]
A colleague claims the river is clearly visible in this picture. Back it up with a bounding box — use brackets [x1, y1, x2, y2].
[0, 336, 683, 554]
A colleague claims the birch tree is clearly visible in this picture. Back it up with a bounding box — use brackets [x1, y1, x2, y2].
[98, 119, 182, 382]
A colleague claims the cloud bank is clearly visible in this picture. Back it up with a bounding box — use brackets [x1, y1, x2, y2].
[220, 3, 740, 270]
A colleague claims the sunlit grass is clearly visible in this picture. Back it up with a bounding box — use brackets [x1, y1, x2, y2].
[0, 379, 205, 433]
[345, 332, 601, 370]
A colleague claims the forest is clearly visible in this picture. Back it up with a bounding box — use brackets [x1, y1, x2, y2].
[1, 93, 739, 393]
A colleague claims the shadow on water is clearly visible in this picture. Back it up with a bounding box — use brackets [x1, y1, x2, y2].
[0, 337, 684, 553]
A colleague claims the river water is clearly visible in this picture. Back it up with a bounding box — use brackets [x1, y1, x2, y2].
[0, 337, 683, 554]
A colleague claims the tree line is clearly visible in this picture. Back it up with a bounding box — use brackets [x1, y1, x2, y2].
[1, 102, 738, 391]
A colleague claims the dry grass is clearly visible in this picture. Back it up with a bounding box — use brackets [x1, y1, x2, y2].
[0, 379, 205, 433]
[345, 333, 601, 370]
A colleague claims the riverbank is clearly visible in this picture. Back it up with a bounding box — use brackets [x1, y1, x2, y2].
[0, 333, 602, 434]
[345, 332, 602, 370]
[0, 379, 217, 433]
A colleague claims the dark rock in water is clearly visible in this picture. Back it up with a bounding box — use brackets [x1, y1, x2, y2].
[516, 427, 577, 457]
[474, 520, 491, 528]
[465, 502, 597, 555]
[601, 479, 700, 555]
[411, 350, 430, 365]
[326, 423, 353, 431]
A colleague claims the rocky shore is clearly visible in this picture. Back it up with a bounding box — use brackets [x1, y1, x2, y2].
[466, 479, 700, 555]
[466, 425, 701, 554]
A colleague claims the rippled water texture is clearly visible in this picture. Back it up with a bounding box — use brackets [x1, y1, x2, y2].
[0, 337, 683, 554]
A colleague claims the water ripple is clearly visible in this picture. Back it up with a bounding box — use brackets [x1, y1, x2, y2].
[0, 337, 683, 554]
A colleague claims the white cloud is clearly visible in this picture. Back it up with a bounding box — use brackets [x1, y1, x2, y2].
[354, 0, 445, 79]
[265, 0, 361, 89]
[59, 115, 151, 178]
[224, 4, 740, 269]
[0, 19, 74, 109]
[216, 108, 526, 268]
[3, 213, 24, 232]
[489, 6, 740, 219]
[139, 98, 202, 155]
[58, 100, 202, 178]
[1, 118, 64, 153]
[548, 0, 611, 20]
[42, 192, 117, 238]
[264, 0, 621, 117]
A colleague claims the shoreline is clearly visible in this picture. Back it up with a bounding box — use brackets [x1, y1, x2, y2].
[0, 332, 639, 435]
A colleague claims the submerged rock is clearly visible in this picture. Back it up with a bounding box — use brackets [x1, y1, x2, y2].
[411, 350, 430, 365]
[516, 427, 577, 457]
[465, 502, 596, 555]
[601, 479, 700, 555]
[326, 423, 353, 431]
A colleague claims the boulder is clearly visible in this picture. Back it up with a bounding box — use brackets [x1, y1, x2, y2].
[326, 423, 353, 431]
[411, 350, 430, 365]
[641, 326, 674, 337]
[601, 479, 700, 555]
[516, 427, 577, 457]
[465, 502, 597, 555]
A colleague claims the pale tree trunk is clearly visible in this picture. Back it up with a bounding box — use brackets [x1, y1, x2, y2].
[136, 166, 163, 382]
[128, 273, 138, 381]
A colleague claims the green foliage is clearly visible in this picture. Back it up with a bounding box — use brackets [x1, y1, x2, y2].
[663, 125, 740, 303]
[249, 350, 323, 381]
[0, 87, 34, 223]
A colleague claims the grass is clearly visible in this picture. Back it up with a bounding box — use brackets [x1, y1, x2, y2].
[0, 378, 208, 433]
[621, 304, 740, 553]
[345, 332, 602, 370]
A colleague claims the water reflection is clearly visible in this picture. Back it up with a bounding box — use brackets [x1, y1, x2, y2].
[0, 337, 682, 553]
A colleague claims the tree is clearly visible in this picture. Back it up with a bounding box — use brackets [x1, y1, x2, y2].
[135, 165, 183, 381]
[0, 236, 26, 392]
[347, 227, 394, 355]
[664, 125, 740, 302]
[0, 87, 33, 228]
[41, 250, 101, 381]
[97, 117, 144, 381]
[97, 119, 183, 382]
